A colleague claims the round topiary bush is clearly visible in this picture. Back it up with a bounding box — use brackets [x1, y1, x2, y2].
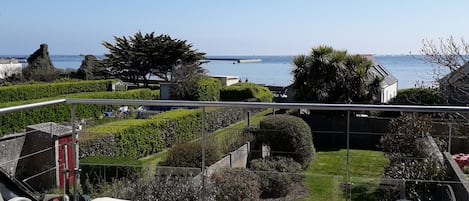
[211, 168, 261, 201]
[259, 114, 315, 169]
[250, 156, 303, 198]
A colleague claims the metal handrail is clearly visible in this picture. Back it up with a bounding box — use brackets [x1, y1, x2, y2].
[0, 99, 66, 115]
[65, 98, 469, 113]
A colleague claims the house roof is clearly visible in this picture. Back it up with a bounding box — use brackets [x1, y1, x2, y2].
[364, 56, 398, 88]
[440, 62, 469, 86]
[27, 122, 73, 137]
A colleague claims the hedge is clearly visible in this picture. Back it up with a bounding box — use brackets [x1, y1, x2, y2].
[258, 114, 315, 169]
[0, 80, 118, 103]
[220, 82, 272, 102]
[196, 77, 222, 101]
[81, 107, 262, 159]
[80, 156, 142, 186]
[0, 89, 159, 136]
[390, 87, 445, 105]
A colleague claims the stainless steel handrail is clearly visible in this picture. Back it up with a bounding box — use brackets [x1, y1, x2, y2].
[65, 98, 469, 113]
[0, 99, 66, 115]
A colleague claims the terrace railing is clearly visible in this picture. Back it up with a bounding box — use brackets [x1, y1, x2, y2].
[1, 98, 469, 201]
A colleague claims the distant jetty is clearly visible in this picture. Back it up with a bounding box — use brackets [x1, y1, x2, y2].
[204, 57, 262, 63]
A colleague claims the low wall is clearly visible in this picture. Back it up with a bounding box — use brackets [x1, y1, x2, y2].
[0, 134, 26, 175]
[194, 142, 250, 184]
[443, 152, 469, 201]
[206, 142, 250, 176]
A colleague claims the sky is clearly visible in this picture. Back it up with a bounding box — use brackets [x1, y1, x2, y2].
[1, 0, 469, 56]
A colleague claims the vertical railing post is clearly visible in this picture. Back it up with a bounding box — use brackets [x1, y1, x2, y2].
[345, 110, 351, 201]
[201, 106, 206, 201]
[71, 104, 79, 201]
[448, 123, 452, 153]
[63, 144, 69, 196]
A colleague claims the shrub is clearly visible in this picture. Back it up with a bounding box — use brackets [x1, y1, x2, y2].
[83, 107, 262, 158]
[0, 80, 117, 102]
[220, 82, 272, 102]
[80, 156, 142, 186]
[390, 87, 445, 105]
[211, 168, 261, 201]
[258, 114, 315, 169]
[164, 137, 221, 168]
[90, 174, 203, 200]
[250, 157, 302, 198]
[196, 76, 222, 101]
[0, 89, 158, 137]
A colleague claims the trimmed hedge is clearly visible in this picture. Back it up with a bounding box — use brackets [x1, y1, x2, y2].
[220, 82, 272, 102]
[164, 137, 221, 168]
[0, 80, 118, 102]
[80, 156, 142, 186]
[0, 89, 159, 136]
[196, 77, 222, 101]
[390, 87, 445, 105]
[81, 107, 261, 159]
[258, 114, 315, 169]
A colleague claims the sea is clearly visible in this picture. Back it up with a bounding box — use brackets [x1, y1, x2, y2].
[2, 55, 446, 89]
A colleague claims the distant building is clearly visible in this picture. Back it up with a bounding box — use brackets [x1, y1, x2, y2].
[209, 75, 239, 86]
[0, 58, 23, 79]
[439, 63, 469, 105]
[365, 56, 398, 103]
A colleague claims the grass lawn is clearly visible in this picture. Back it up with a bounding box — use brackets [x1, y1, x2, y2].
[302, 149, 389, 201]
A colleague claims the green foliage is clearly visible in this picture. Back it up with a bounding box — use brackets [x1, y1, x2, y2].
[0, 89, 158, 136]
[195, 76, 222, 101]
[390, 87, 445, 105]
[380, 113, 433, 156]
[259, 114, 315, 169]
[103, 174, 203, 201]
[0, 80, 116, 102]
[291, 45, 380, 103]
[80, 156, 142, 185]
[103, 31, 205, 86]
[378, 113, 448, 200]
[84, 107, 259, 159]
[164, 137, 221, 168]
[211, 168, 261, 201]
[87, 109, 202, 158]
[250, 157, 303, 198]
[220, 82, 273, 102]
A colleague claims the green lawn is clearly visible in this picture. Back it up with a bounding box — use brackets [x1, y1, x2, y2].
[302, 149, 389, 201]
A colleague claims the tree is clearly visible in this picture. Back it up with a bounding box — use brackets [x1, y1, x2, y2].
[291, 45, 380, 103]
[421, 36, 469, 105]
[102, 31, 205, 86]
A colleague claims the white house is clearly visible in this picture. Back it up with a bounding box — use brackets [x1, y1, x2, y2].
[0, 59, 23, 79]
[365, 56, 398, 103]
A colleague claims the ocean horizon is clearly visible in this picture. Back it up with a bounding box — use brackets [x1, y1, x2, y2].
[1, 54, 445, 89]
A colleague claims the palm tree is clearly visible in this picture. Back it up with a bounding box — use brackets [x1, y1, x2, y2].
[291, 45, 380, 104]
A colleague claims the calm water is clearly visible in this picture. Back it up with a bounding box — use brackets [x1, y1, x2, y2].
[2, 55, 444, 89]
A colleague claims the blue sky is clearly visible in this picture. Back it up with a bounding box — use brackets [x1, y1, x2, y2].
[1, 1, 469, 55]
